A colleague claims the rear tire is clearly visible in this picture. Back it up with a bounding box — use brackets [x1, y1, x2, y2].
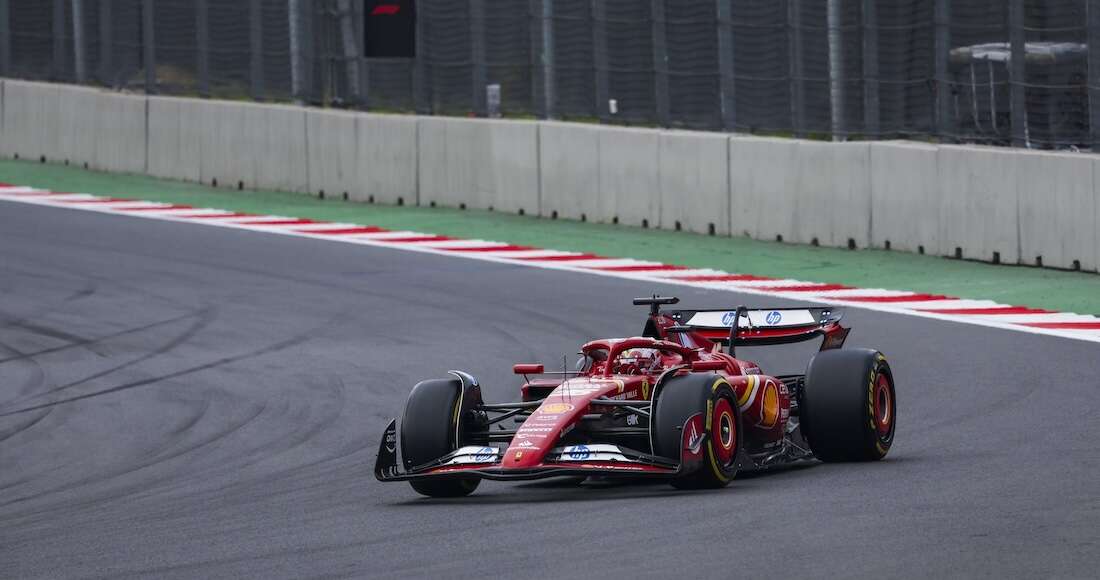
[401, 378, 481, 497]
[651, 373, 742, 489]
[801, 349, 896, 462]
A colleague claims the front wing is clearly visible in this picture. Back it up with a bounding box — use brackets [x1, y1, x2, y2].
[374, 419, 697, 482]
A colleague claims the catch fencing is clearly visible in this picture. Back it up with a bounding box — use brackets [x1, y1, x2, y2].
[1, 0, 1099, 149]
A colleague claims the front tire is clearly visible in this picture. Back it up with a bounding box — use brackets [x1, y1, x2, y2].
[401, 378, 481, 497]
[801, 349, 896, 462]
[651, 373, 742, 489]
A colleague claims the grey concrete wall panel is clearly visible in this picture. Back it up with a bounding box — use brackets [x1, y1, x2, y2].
[197, 100, 239, 188]
[659, 130, 730, 236]
[538, 122, 601, 221]
[356, 114, 417, 205]
[486, 119, 539, 215]
[256, 104, 309, 194]
[56, 83, 98, 167]
[1, 80, 60, 162]
[305, 108, 359, 198]
[870, 142, 941, 255]
[598, 126, 661, 227]
[147, 96, 201, 183]
[937, 145, 1020, 263]
[793, 141, 872, 248]
[93, 91, 147, 174]
[417, 116, 491, 210]
[1017, 151, 1097, 271]
[728, 136, 799, 242]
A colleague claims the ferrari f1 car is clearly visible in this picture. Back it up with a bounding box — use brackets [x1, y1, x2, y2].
[375, 296, 896, 497]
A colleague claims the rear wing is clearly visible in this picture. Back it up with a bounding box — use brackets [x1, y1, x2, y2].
[632, 296, 849, 350]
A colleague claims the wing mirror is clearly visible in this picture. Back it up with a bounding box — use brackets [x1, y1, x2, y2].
[691, 360, 726, 372]
[513, 363, 544, 375]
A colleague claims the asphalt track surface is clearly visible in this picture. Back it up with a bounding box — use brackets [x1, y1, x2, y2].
[1, 200, 1098, 579]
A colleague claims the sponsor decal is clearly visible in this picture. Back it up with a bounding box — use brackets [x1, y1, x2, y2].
[607, 390, 639, 401]
[384, 431, 397, 453]
[517, 425, 555, 433]
[721, 311, 738, 326]
[765, 310, 782, 325]
[626, 414, 639, 426]
[517, 439, 536, 448]
[641, 379, 650, 399]
[743, 365, 761, 375]
[567, 444, 591, 460]
[513, 451, 523, 461]
[473, 446, 497, 462]
[539, 403, 575, 415]
[557, 383, 603, 396]
[687, 420, 704, 452]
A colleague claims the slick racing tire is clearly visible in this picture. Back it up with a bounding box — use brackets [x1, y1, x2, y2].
[801, 349, 896, 462]
[401, 378, 481, 497]
[651, 373, 742, 489]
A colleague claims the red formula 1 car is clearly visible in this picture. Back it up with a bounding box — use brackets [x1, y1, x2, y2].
[375, 296, 896, 497]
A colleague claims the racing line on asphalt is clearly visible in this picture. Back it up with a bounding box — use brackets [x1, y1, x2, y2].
[2, 184, 1098, 344]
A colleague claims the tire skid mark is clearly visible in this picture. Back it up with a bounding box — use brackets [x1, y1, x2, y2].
[5, 306, 219, 408]
[0, 407, 53, 444]
[0, 338, 47, 401]
[140, 378, 350, 503]
[0, 311, 201, 366]
[0, 324, 315, 417]
[0, 401, 268, 516]
[0, 278, 99, 331]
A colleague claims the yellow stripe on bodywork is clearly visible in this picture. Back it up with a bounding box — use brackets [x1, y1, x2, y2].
[737, 375, 757, 409]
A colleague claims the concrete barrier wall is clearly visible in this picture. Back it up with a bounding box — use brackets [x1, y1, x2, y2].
[418, 117, 539, 214]
[598, 126, 661, 227]
[1, 79, 1098, 273]
[94, 91, 147, 174]
[1, 80, 60, 162]
[357, 114, 417, 205]
[870, 142, 941, 255]
[938, 145, 1020, 263]
[306, 108, 359, 198]
[255, 104, 309, 194]
[539, 122, 601, 221]
[56, 84, 99, 167]
[659, 130, 730, 236]
[728, 136, 799, 242]
[1017, 151, 1097, 271]
[794, 141, 872, 248]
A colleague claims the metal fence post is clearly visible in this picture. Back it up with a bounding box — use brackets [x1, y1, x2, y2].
[827, 0, 845, 139]
[99, 0, 112, 85]
[413, 0, 429, 113]
[592, 0, 610, 121]
[142, 0, 156, 93]
[533, 0, 555, 119]
[250, 0, 264, 100]
[715, 0, 736, 131]
[0, 0, 10, 77]
[72, 0, 87, 83]
[651, 0, 670, 126]
[934, 0, 953, 140]
[1009, 0, 1027, 147]
[788, 0, 805, 137]
[470, 0, 487, 116]
[352, 0, 367, 109]
[862, 0, 879, 137]
[53, 0, 66, 80]
[1089, 0, 1100, 150]
[196, 0, 209, 97]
